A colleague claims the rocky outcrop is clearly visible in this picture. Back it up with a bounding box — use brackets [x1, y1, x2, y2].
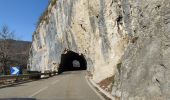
[29, 0, 170, 99]
[112, 0, 170, 99]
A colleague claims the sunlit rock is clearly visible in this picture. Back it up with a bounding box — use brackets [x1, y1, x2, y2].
[29, 0, 170, 99]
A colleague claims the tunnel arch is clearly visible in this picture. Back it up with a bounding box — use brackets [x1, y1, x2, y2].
[58, 50, 87, 74]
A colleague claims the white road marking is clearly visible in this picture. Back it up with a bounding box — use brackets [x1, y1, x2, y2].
[85, 76, 106, 100]
[29, 86, 48, 97]
[50, 80, 59, 85]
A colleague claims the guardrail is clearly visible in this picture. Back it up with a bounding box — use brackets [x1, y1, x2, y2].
[0, 72, 57, 86]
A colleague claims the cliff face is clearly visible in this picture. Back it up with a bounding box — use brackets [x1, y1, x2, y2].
[112, 0, 170, 99]
[29, 0, 170, 99]
[29, 0, 128, 82]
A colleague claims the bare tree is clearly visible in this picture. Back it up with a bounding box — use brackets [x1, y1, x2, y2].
[0, 25, 15, 75]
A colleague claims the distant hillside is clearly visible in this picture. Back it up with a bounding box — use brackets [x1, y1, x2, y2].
[0, 39, 31, 70]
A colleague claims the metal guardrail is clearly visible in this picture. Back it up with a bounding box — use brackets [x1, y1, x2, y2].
[0, 72, 57, 87]
[0, 72, 57, 80]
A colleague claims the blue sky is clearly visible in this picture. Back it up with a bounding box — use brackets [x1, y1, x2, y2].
[0, 0, 49, 41]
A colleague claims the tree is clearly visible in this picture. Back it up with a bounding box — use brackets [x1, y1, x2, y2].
[0, 25, 15, 75]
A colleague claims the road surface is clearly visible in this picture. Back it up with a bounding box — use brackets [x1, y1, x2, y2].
[0, 71, 102, 100]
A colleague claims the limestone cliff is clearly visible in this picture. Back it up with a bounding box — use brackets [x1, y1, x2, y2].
[112, 0, 170, 99]
[29, 0, 170, 99]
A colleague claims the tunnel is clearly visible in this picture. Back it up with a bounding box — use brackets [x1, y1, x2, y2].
[58, 50, 87, 74]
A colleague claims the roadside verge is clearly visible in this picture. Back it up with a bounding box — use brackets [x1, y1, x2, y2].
[85, 76, 115, 100]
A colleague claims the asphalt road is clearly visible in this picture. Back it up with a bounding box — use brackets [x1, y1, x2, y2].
[0, 71, 103, 100]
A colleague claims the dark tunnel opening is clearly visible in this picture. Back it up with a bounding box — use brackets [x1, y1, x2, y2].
[58, 51, 87, 74]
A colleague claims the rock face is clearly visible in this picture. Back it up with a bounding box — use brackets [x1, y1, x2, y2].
[112, 0, 170, 99]
[29, 0, 170, 99]
[29, 0, 128, 82]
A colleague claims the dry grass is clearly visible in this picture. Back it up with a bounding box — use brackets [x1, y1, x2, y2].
[37, 0, 57, 27]
[51, 0, 57, 7]
[38, 8, 49, 25]
[98, 75, 115, 93]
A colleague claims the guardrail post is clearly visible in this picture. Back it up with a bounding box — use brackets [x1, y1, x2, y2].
[49, 72, 52, 77]
[15, 76, 19, 82]
[53, 72, 56, 75]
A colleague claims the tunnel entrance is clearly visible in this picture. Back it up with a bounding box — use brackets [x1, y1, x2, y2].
[58, 50, 87, 74]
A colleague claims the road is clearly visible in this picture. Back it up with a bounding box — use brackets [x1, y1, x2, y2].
[0, 71, 103, 100]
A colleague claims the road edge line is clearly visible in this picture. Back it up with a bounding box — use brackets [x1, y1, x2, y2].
[85, 76, 106, 100]
[29, 86, 48, 97]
